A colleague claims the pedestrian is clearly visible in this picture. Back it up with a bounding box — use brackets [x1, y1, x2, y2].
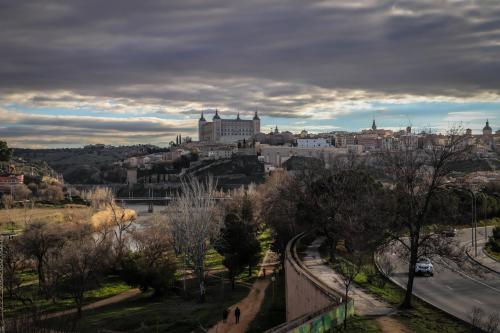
[263, 268, 266, 278]
[222, 308, 229, 323]
[235, 306, 241, 324]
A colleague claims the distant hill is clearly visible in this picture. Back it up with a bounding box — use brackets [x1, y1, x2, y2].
[14, 144, 168, 184]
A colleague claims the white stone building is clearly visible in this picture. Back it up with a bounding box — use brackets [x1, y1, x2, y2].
[198, 110, 260, 143]
[296, 138, 331, 148]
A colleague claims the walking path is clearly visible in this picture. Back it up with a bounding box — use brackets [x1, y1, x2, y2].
[207, 250, 278, 333]
[375, 316, 414, 333]
[42, 288, 141, 319]
[302, 237, 393, 316]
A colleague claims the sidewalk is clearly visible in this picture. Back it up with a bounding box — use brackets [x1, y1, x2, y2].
[42, 288, 141, 319]
[301, 237, 393, 317]
[207, 250, 279, 333]
[467, 240, 500, 275]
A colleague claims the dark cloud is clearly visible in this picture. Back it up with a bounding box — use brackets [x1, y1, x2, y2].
[0, 110, 196, 147]
[1, 0, 500, 99]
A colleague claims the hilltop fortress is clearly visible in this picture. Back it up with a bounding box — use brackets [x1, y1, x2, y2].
[198, 110, 260, 143]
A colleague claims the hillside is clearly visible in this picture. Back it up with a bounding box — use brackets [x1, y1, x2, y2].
[14, 144, 168, 184]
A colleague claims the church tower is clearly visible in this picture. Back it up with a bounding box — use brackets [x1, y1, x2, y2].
[372, 118, 377, 131]
[483, 119, 493, 147]
[198, 111, 206, 141]
[213, 109, 222, 142]
[253, 111, 261, 134]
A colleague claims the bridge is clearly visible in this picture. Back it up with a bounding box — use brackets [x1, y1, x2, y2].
[115, 194, 231, 213]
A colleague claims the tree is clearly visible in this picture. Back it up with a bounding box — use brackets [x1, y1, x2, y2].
[86, 187, 136, 264]
[121, 221, 177, 296]
[18, 221, 66, 294]
[57, 223, 112, 318]
[0, 140, 13, 162]
[3, 237, 26, 298]
[215, 211, 261, 289]
[300, 166, 387, 262]
[381, 129, 471, 308]
[166, 176, 222, 302]
[258, 170, 303, 258]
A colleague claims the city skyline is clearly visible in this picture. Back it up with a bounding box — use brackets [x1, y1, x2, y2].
[1, 0, 500, 147]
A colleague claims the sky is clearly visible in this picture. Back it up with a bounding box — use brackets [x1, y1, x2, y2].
[0, 0, 499, 148]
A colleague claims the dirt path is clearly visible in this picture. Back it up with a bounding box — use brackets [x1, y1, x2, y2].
[208, 251, 277, 333]
[376, 316, 414, 333]
[42, 288, 141, 319]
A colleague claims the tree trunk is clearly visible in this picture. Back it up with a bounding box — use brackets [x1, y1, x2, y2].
[248, 265, 252, 277]
[402, 238, 418, 309]
[344, 285, 349, 329]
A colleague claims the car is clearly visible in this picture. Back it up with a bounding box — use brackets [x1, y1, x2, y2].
[442, 228, 457, 237]
[415, 257, 434, 276]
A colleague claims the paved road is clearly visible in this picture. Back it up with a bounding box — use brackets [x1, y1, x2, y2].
[383, 227, 500, 323]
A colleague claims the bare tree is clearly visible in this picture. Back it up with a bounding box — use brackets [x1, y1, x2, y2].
[166, 176, 222, 302]
[483, 312, 500, 333]
[85, 186, 136, 263]
[470, 307, 485, 333]
[257, 170, 302, 257]
[334, 252, 364, 329]
[18, 221, 66, 294]
[108, 201, 136, 263]
[3, 237, 26, 298]
[56, 223, 111, 318]
[381, 128, 471, 308]
[377, 254, 395, 287]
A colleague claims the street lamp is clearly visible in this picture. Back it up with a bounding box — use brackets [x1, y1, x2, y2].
[449, 186, 478, 256]
[271, 275, 276, 302]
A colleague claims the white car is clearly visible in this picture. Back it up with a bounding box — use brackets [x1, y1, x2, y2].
[415, 257, 434, 276]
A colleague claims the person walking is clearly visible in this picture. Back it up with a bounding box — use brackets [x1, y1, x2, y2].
[235, 306, 241, 324]
[222, 308, 229, 323]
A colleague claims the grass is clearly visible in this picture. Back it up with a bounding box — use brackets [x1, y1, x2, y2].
[0, 205, 91, 232]
[341, 315, 382, 333]
[246, 270, 286, 333]
[307, 233, 471, 333]
[41, 276, 251, 333]
[322, 253, 470, 333]
[484, 243, 500, 261]
[5, 276, 131, 318]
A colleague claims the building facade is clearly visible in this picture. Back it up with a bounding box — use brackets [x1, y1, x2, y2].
[198, 110, 261, 143]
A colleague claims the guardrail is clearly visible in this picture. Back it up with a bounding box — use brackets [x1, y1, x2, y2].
[265, 233, 353, 333]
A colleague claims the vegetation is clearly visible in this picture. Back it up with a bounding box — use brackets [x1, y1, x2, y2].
[41, 276, 250, 333]
[321, 249, 470, 333]
[485, 226, 500, 260]
[215, 192, 261, 289]
[14, 144, 168, 184]
[0, 139, 13, 162]
[246, 270, 286, 333]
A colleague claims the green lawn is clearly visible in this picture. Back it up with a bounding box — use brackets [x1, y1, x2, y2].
[41, 277, 251, 333]
[327, 257, 470, 333]
[484, 243, 500, 261]
[342, 315, 382, 333]
[5, 276, 131, 318]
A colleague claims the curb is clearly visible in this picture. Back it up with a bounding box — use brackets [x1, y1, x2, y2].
[465, 246, 500, 276]
[483, 247, 500, 264]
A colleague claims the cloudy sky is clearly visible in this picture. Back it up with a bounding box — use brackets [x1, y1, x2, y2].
[1, 0, 499, 148]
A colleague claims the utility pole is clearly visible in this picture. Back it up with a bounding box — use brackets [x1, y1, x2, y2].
[1, 236, 4, 333]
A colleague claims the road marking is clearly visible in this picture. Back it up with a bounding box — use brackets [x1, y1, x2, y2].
[436, 257, 500, 294]
[445, 286, 453, 291]
[473, 299, 483, 305]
